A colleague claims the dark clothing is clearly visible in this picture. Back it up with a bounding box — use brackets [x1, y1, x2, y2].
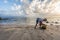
[34, 18, 43, 29]
[36, 18, 43, 24]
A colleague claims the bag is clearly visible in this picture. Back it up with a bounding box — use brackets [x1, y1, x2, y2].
[41, 24, 47, 29]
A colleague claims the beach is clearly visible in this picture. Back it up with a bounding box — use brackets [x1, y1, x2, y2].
[0, 0, 60, 40]
[0, 24, 60, 40]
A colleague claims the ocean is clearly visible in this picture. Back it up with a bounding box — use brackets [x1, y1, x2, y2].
[0, 16, 60, 25]
[0, 17, 36, 26]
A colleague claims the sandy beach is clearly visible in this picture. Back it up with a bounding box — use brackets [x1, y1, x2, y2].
[0, 24, 60, 40]
[0, 0, 60, 40]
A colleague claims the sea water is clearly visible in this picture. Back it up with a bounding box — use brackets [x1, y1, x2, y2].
[0, 16, 60, 25]
[0, 17, 35, 25]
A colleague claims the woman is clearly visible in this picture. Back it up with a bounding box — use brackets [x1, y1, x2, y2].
[34, 18, 43, 29]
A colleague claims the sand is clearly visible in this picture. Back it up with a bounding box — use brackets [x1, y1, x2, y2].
[0, 24, 60, 40]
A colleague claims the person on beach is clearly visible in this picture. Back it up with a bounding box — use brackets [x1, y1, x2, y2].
[34, 18, 43, 29]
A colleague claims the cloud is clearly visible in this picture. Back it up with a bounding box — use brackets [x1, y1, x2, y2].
[4, 0, 8, 3]
[28, 0, 57, 14]
[22, 0, 60, 17]
[51, 1, 60, 14]
[11, 3, 21, 10]
[20, 0, 23, 2]
[2, 0, 60, 17]
[10, 3, 27, 16]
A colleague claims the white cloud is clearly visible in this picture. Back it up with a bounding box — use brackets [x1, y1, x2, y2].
[9, 0, 60, 17]
[10, 3, 26, 16]
[11, 4, 21, 10]
[4, 0, 8, 3]
[20, 0, 23, 2]
[28, 0, 58, 14]
[22, 0, 60, 17]
[51, 1, 60, 14]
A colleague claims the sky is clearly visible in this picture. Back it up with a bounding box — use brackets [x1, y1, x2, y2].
[0, 0, 21, 17]
[28, 0, 60, 17]
[0, 0, 60, 18]
[0, 0, 21, 10]
[0, 0, 32, 17]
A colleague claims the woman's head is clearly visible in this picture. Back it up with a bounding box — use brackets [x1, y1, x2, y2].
[43, 18, 47, 21]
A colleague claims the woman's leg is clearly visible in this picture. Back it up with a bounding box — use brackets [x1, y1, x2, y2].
[39, 21, 42, 27]
[39, 23, 41, 27]
[34, 23, 37, 29]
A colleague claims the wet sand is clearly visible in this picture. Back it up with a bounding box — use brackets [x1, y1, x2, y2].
[0, 24, 60, 40]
